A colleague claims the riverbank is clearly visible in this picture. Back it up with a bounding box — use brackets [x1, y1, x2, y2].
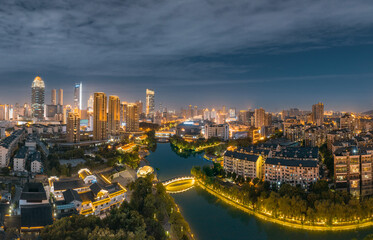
[196, 179, 373, 231]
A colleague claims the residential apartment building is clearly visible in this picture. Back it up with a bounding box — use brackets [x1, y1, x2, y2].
[204, 123, 229, 141]
[264, 158, 319, 188]
[13, 146, 28, 172]
[334, 147, 373, 197]
[0, 129, 26, 167]
[224, 143, 319, 188]
[224, 150, 264, 180]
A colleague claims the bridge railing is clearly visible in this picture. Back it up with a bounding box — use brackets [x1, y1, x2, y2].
[162, 176, 195, 186]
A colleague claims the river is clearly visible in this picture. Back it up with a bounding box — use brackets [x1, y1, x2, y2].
[146, 143, 372, 240]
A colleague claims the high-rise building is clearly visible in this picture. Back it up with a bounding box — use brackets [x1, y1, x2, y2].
[120, 102, 128, 127]
[203, 108, 210, 120]
[0, 105, 6, 121]
[210, 108, 217, 121]
[108, 96, 120, 136]
[51, 89, 57, 105]
[187, 105, 192, 119]
[312, 102, 324, 126]
[204, 123, 229, 141]
[66, 110, 80, 143]
[24, 103, 32, 118]
[126, 103, 139, 132]
[31, 76, 45, 120]
[136, 100, 143, 114]
[229, 108, 236, 118]
[58, 89, 63, 105]
[193, 106, 198, 117]
[74, 82, 82, 111]
[93, 92, 107, 140]
[146, 89, 155, 117]
[254, 108, 265, 128]
[87, 95, 94, 113]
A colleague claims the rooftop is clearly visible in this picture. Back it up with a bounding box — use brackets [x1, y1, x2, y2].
[265, 158, 318, 168]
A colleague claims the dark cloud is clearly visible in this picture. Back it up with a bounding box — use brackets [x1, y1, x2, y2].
[0, 0, 373, 110]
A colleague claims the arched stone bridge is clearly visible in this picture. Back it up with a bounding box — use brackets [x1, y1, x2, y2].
[162, 176, 195, 194]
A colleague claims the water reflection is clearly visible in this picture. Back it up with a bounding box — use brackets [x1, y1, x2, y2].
[147, 144, 371, 240]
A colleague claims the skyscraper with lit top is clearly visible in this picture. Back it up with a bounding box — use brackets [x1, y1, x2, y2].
[146, 89, 155, 117]
[31, 76, 45, 120]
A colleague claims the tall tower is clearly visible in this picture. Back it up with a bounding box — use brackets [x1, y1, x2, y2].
[254, 108, 265, 128]
[51, 89, 57, 105]
[58, 89, 63, 105]
[108, 96, 120, 136]
[126, 103, 139, 132]
[93, 92, 107, 140]
[66, 109, 80, 143]
[146, 89, 155, 117]
[87, 95, 94, 113]
[312, 102, 324, 126]
[74, 82, 82, 110]
[31, 76, 45, 120]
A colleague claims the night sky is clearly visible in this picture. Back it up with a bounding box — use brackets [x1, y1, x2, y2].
[1, 0, 373, 112]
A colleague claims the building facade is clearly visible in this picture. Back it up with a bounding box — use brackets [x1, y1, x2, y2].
[204, 123, 229, 141]
[146, 89, 155, 117]
[67, 110, 81, 143]
[93, 92, 107, 140]
[108, 96, 120, 136]
[31, 76, 45, 120]
[126, 103, 139, 132]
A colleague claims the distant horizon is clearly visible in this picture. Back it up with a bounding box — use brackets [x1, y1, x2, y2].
[2, 75, 372, 114]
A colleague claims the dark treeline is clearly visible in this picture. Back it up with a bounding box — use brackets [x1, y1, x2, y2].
[41, 176, 191, 240]
[169, 135, 222, 151]
[145, 130, 157, 152]
[192, 164, 373, 226]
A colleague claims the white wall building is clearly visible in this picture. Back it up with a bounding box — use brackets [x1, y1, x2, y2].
[204, 123, 229, 141]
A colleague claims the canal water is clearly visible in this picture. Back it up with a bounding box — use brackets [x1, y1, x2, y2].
[146, 143, 373, 240]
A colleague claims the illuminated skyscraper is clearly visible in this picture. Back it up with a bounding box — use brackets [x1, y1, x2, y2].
[312, 102, 324, 126]
[74, 82, 82, 110]
[254, 108, 265, 128]
[87, 95, 94, 113]
[51, 89, 56, 105]
[66, 109, 80, 143]
[31, 76, 45, 120]
[58, 89, 63, 105]
[108, 96, 120, 136]
[126, 103, 139, 132]
[146, 89, 155, 117]
[136, 100, 143, 114]
[93, 92, 107, 140]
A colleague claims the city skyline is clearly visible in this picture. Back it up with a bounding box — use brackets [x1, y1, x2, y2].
[1, 1, 373, 111]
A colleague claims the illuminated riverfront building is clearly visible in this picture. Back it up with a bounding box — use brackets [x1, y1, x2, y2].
[126, 103, 139, 132]
[93, 92, 107, 140]
[334, 147, 373, 198]
[108, 95, 121, 136]
[224, 150, 264, 180]
[264, 158, 319, 188]
[74, 82, 83, 111]
[49, 168, 126, 218]
[31, 76, 45, 120]
[67, 109, 81, 143]
[146, 89, 155, 117]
